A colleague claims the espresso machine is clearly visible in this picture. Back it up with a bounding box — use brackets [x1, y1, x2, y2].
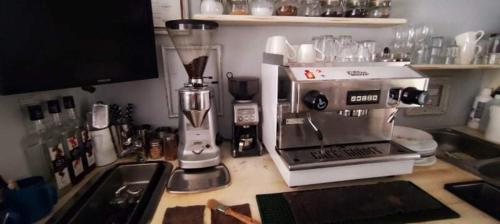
[227, 73, 262, 157]
[261, 56, 429, 187]
[165, 19, 229, 192]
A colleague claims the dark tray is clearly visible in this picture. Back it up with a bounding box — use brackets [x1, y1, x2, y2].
[257, 181, 459, 224]
[445, 181, 500, 220]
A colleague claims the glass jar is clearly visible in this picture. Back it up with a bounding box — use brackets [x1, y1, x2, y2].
[320, 0, 344, 17]
[275, 0, 299, 16]
[228, 0, 250, 15]
[149, 138, 163, 159]
[201, 0, 224, 15]
[251, 0, 274, 16]
[345, 0, 368, 17]
[300, 0, 322, 17]
[368, 0, 391, 18]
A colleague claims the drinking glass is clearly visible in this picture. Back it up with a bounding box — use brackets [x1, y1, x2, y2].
[444, 45, 459, 64]
[321, 0, 344, 17]
[361, 40, 376, 61]
[300, 0, 322, 16]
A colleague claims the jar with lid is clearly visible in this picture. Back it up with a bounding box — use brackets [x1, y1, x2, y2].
[345, 0, 368, 17]
[148, 138, 163, 160]
[320, 0, 344, 17]
[251, 0, 273, 16]
[162, 133, 178, 161]
[275, 0, 299, 16]
[201, 0, 224, 15]
[367, 0, 391, 18]
[228, 0, 250, 15]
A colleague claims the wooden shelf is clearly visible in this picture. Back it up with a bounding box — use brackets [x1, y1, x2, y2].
[411, 64, 500, 70]
[193, 14, 406, 27]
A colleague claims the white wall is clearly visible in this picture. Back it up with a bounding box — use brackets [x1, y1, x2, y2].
[0, 88, 94, 180]
[94, 0, 500, 138]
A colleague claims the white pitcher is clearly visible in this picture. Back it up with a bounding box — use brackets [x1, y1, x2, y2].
[265, 36, 296, 65]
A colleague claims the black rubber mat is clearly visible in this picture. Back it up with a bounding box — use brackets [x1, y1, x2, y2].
[256, 181, 459, 224]
[445, 181, 500, 220]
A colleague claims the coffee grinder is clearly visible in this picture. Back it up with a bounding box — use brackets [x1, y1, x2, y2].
[227, 73, 262, 157]
[165, 19, 230, 193]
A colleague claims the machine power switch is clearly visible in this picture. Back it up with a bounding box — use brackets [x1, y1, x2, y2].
[401, 87, 429, 105]
[303, 90, 329, 111]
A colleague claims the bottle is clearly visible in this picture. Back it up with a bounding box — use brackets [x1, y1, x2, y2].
[47, 100, 85, 184]
[485, 104, 500, 144]
[467, 88, 493, 129]
[63, 96, 96, 174]
[26, 105, 72, 196]
[23, 105, 52, 181]
[479, 94, 500, 131]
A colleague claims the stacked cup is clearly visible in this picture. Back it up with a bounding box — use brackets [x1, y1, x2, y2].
[455, 30, 485, 64]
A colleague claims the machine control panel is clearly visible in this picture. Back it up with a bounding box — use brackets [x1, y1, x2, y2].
[346, 90, 381, 105]
[234, 103, 259, 125]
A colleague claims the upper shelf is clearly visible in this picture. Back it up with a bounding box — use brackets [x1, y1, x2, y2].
[410, 64, 500, 70]
[192, 14, 407, 27]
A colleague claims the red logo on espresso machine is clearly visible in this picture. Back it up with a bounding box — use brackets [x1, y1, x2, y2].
[304, 69, 322, 79]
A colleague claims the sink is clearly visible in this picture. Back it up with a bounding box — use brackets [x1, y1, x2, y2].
[47, 162, 172, 224]
[431, 128, 500, 187]
[478, 161, 500, 180]
[431, 129, 500, 160]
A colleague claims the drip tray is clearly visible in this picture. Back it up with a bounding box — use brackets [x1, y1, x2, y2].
[279, 142, 420, 170]
[167, 164, 231, 193]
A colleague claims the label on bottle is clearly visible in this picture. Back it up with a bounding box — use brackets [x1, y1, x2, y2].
[82, 130, 96, 166]
[474, 102, 487, 119]
[48, 143, 71, 189]
[67, 135, 84, 176]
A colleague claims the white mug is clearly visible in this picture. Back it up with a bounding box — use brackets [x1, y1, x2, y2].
[289, 45, 300, 63]
[265, 36, 296, 64]
[296, 44, 325, 63]
[458, 43, 482, 64]
[455, 30, 485, 45]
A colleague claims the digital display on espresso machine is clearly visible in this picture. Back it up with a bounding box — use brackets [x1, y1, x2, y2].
[346, 90, 381, 105]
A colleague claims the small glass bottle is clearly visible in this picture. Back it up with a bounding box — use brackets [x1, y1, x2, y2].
[228, 0, 250, 15]
[275, 0, 299, 16]
[149, 138, 163, 159]
[201, 0, 224, 15]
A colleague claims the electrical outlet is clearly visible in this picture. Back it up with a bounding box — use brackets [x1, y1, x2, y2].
[405, 77, 451, 116]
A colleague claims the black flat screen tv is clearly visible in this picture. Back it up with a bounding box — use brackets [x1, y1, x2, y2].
[0, 0, 158, 95]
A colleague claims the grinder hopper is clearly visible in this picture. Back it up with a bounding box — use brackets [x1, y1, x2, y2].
[166, 19, 218, 127]
[165, 19, 218, 86]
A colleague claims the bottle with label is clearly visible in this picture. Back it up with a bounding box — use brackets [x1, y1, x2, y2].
[467, 88, 493, 129]
[26, 105, 72, 196]
[479, 94, 500, 131]
[62, 96, 96, 173]
[47, 100, 84, 184]
[23, 105, 53, 181]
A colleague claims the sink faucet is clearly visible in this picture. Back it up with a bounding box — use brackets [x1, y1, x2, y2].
[119, 139, 146, 163]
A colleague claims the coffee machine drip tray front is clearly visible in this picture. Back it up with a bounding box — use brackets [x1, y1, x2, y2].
[279, 142, 420, 171]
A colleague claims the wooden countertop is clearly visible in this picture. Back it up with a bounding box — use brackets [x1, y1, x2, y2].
[40, 140, 498, 224]
[150, 143, 498, 224]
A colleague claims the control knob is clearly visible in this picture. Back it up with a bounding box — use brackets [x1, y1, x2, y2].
[401, 87, 429, 105]
[303, 90, 328, 111]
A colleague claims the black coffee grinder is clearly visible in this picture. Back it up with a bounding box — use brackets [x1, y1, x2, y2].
[227, 73, 262, 157]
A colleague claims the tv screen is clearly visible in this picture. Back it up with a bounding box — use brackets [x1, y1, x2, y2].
[0, 0, 158, 95]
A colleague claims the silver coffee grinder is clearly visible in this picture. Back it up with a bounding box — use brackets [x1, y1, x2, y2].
[165, 19, 230, 193]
